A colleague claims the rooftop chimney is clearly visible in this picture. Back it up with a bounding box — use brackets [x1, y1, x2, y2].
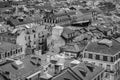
[11, 60, 24, 70]
[98, 39, 113, 47]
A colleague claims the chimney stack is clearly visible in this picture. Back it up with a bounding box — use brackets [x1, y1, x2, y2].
[98, 39, 113, 47]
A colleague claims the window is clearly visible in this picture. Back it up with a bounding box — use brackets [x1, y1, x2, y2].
[95, 55, 100, 60]
[103, 56, 108, 61]
[16, 49, 17, 54]
[34, 34, 36, 38]
[8, 52, 10, 57]
[68, 34, 70, 38]
[98, 75, 100, 80]
[114, 56, 116, 61]
[5, 52, 7, 57]
[110, 57, 114, 62]
[10, 51, 12, 56]
[116, 55, 119, 61]
[20, 48, 22, 52]
[88, 53, 93, 59]
[119, 53, 120, 58]
[84, 53, 87, 58]
[0, 54, 1, 59]
[101, 72, 103, 78]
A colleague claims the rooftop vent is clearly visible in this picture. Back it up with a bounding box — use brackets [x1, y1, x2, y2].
[11, 60, 24, 70]
[98, 39, 112, 47]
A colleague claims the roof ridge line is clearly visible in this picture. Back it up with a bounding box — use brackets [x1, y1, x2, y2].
[67, 67, 83, 80]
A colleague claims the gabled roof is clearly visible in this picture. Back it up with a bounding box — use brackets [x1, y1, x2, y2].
[51, 67, 81, 80]
[51, 62, 104, 80]
[71, 62, 104, 80]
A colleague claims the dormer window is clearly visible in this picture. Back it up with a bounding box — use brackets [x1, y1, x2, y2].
[86, 64, 94, 72]
[78, 67, 87, 77]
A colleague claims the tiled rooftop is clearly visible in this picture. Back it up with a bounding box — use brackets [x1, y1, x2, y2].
[0, 56, 43, 79]
[51, 68, 79, 80]
[51, 62, 104, 80]
[72, 62, 104, 80]
[0, 74, 6, 80]
[86, 39, 120, 55]
[61, 41, 87, 53]
[8, 15, 42, 26]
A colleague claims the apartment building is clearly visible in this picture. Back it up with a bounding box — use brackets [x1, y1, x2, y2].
[82, 39, 120, 80]
[0, 41, 23, 62]
[44, 10, 77, 26]
[61, 27, 78, 43]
